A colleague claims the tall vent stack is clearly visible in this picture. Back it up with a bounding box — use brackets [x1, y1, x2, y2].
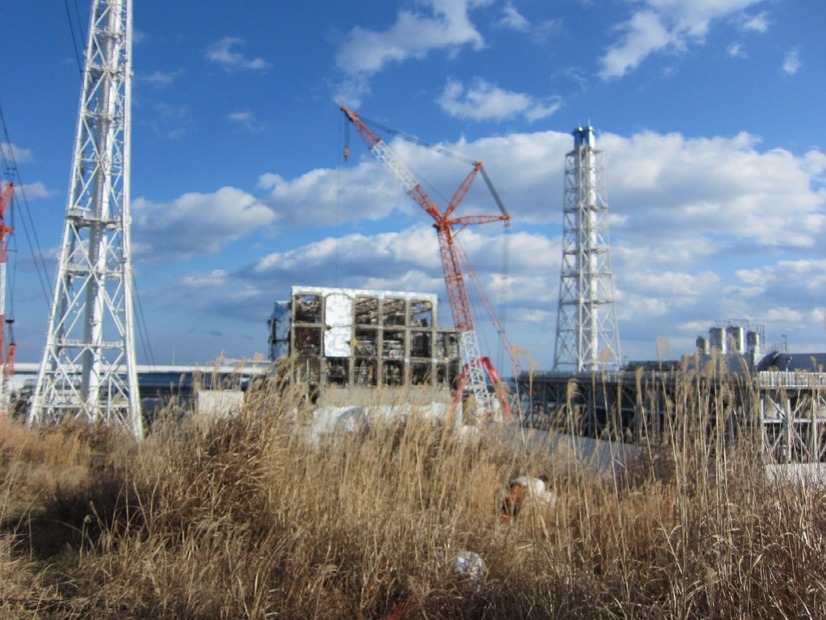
[553, 126, 621, 372]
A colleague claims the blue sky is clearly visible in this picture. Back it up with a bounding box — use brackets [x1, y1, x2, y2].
[0, 0, 824, 370]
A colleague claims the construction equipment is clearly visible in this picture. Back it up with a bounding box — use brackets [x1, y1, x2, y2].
[0, 183, 15, 410]
[340, 107, 511, 422]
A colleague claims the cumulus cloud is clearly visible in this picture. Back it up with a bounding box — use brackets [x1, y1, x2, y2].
[601, 131, 826, 249]
[334, 0, 485, 106]
[495, 3, 562, 41]
[437, 77, 561, 122]
[257, 163, 406, 227]
[228, 109, 267, 132]
[599, 0, 765, 79]
[205, 37, 271, 72]
[146, 124, 826, 364]
[782, 48, 801, 75]
[132, 187, 276, 261]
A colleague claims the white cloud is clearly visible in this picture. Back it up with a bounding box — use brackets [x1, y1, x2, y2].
[782, 48, 801, 75]
[133, 187, 276, 260]
[599, 0, 765, 79]
[600, 131, 826, 249]
[228, 109, 267, 132]
[727, 42, 747, 58]
[334, 0, 484, 106]
[0, 142, 32, 163]
[600, 10, 672, 79]
[176, 124, 826, 365]
[182, 269, 229, 288]
[497, 3, 529, 31]
[736, 10, 770, 33]
[205, 37, 271, 72]
[140, 69, 184, 85]
[495, 3, 562, 41]
[437, 77, 561, 122]
[17, 181, 53, 200]
[258, 162, 407, 227]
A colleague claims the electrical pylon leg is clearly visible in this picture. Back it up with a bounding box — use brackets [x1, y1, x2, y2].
[28, 0, 143, 439]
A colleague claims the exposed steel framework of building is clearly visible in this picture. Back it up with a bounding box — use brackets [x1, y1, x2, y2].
[28, 0, 143, 439]
[554, 126, 621, 372]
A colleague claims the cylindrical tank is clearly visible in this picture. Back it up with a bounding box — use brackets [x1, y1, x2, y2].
[747, 330, 760, 351]
[696, 336, 709, 355]
[709, 327, 726, 353]
[727, 326, 745, 354]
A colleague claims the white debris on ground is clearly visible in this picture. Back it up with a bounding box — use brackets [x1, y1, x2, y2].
[452, 550, 486, 589]
[304, 402, 454, 444]
[509, 475, 557, 509]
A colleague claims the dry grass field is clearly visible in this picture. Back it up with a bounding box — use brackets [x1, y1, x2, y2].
[1, 369, 825, 619]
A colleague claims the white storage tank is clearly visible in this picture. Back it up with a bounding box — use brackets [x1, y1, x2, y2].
[727, 326, 745, 354]
[709, 327, 727, 354]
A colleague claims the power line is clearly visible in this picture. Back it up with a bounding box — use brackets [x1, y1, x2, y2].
[63, 0, 86, 76]
[0, 101, 53, 304]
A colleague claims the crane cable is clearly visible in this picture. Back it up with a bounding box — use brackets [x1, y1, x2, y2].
[348, 112, 514, 375]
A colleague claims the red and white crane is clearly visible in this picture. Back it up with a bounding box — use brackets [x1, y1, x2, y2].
[0, 182, 16, 409]
[340, 107, 511, 422]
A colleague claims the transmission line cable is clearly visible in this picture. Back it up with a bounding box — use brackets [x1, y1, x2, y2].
[133, 277, 156, 367]
[0, 101, 53, 304]
[63, 0, 86, 76]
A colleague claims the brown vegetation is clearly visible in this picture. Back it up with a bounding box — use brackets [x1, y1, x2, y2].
[1, 369, 825, 619]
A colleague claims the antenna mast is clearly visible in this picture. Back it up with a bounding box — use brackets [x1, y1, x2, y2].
[28, 0, 143, 438]
[553, 126, 621, 372]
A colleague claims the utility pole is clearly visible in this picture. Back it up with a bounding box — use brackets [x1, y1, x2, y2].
[29, 0, 143, 439]
[553, 126, 621, 372]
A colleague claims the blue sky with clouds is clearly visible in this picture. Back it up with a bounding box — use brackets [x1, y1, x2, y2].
[0, 0, 824, 370]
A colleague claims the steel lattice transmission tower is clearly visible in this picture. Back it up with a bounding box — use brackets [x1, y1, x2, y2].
[28, 0, 143, 439]
[553, 126, 621, 372]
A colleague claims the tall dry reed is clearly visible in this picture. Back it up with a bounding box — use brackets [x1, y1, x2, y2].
[0, 360, 824, 618]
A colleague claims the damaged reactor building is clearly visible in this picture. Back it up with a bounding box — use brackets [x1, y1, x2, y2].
[268, 286, 462, 405]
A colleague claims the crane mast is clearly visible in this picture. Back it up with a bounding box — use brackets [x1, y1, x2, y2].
[341, 107, 510, 422]
[0, 183, 15, 411]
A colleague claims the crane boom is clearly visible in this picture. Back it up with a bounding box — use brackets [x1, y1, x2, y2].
[340, 107, 511, 422]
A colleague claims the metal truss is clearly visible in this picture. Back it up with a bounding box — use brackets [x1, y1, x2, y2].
[759, 372, 826, 464]
[554, 128, 621, 372]
[28, 0, 143, 439]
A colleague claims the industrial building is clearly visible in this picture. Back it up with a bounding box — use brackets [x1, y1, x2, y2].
[10, 0, 824, 470]
[268, 286, 462, 406]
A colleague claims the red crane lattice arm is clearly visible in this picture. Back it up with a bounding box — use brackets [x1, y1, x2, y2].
[0, 183, 15, 378]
